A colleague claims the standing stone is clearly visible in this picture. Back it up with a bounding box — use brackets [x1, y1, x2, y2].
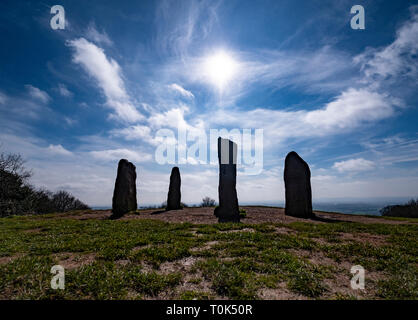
[214, 137, 240, 222]
[166, 167, 182, 211]
[111, 159, 137, 219]
[284, 151, 314, 218]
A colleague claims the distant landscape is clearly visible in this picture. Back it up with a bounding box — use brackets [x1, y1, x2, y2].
[92, 200, 413, 216]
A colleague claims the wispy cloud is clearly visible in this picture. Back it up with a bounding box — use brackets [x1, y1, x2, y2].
[148, 106, 190, 130]
[168, 83, 194, 99]
[304, 88, 400, 130]
[110, 125, 163, 146]
[354, 6, 418, 81]
[111, 125, 152, 140]
[85, 23, 113, 46]
[25, 85, 50, 104]
[57, 83, 73, 97]
[47, 144, 73, 156]
[205, 88, 401, 147]
[170, 45, 356, 107]
[67, 38, 143, 122]
[0, 89, 52, 122]
[155, 0, 220, 57]
[3, 2, 418, 206]
[333, 158, 375, 173]
[90, 148, 152, 163]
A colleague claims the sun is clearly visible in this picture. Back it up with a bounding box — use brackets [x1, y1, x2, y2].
[203, 50, 238, 90]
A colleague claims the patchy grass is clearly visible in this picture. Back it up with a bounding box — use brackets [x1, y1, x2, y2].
[239, 208, 247, 219]
[0, 210, 417, 300]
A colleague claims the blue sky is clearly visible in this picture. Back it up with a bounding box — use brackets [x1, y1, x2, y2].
[0, 0, 417, 206]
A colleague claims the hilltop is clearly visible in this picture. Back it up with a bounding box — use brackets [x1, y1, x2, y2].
[0, 207, 417, 300]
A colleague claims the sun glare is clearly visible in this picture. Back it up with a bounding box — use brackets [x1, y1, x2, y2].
[203, 50, 238, 90]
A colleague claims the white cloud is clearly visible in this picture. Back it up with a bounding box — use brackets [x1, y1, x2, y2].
[149, 106, 189, 130]
[110, 125, 163, 146]
[64, 117, 77, 126]
[332, 158, 375, 173]
[85, 24, 113, 46]
[57, 83, 73, 97]
[168, 83, 194, 99]
[205, 88, 400, 147]
[0, 91, 52, 121]
[243, 46, 354, 92]
[67, 38, 143, 122]
[304, 88, 400, 130]
[354, 6, 418, 80]
[3, 7, 418, 207]
[360, 135, 418, 166]
[148, 106, 204, 133]
[312, 175, 336, 181]
[111, 125, 151, 140]
[90, 148, 152, 163]
[108, 106, 206, 148]
[155, 0, 218, 57]
[177, 45, 354, 105]
[47, 144, 73, 156]
[25, 85, 50, 104]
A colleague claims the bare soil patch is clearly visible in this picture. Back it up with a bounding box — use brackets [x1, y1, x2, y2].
[23, 228, 43, 233]
[191, 241, 220, 252]
[149, 256, 220, 299]
[339, 232, 388, 245]
[52, 252, 96, 270]
[220, 228, 255, 233]
[0, 254, 24, 265]
[257, 282, 306, 300]
[288, 248, 386, 299]
[52, 207, 415, 225]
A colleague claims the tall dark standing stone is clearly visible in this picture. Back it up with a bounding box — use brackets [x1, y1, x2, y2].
[166, 167, 182, 211]
[111, 159, 137, 219]
[214, 137, 240, 222]
[284, 151, 314, 218]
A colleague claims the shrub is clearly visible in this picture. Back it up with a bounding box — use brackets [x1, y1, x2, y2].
[380, 199, 418, 218]
[201, 197, 216, 207]
[0, 151, 89, 216]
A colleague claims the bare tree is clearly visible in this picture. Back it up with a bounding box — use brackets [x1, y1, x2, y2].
[201, 196, 216, 207]
[0, 151, 32, 181]
[0, 149, 89, 216]
[52, 190, 89, 212]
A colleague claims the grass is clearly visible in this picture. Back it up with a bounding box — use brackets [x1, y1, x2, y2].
[0, 210, 417, 300]
[239, 208, 247, 218]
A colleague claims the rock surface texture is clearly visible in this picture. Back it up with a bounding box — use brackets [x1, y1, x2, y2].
[111, 159, 137, 219]
[284, 151, 314, 219]
[214, 137, 240, 222]
[166, 166, 182, 211]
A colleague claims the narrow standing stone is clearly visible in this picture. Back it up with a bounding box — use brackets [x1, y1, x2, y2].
[111, 159, 137, 219]
[166, 166, 182, 210]
[214, 137, 240, 222]
[283, 151, 314, 218]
